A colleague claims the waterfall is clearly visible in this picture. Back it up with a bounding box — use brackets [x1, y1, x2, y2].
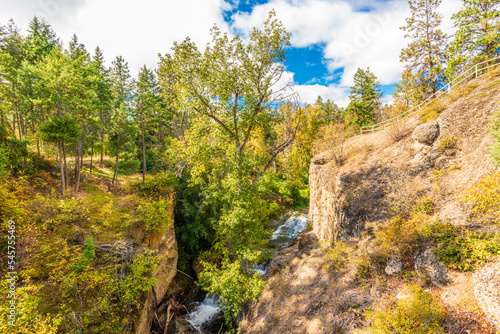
[186, 294, 221, 332]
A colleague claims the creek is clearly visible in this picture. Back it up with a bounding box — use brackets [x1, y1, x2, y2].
[185, 212, 310, 333]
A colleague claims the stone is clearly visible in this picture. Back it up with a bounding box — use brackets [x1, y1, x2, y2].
[136, 195, 179, 334]
[297, 231, 317, 251]
[385, 255, 403, 275]
[412, 121, 440, 145]
[473, 260, 500, 331]
[415, 249, 449, 287]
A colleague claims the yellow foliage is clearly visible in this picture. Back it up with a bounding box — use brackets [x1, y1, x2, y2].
[459, 171, 500, 224]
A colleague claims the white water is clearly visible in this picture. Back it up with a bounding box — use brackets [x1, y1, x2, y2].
[268, 214, 309, 249]
[186, 294, 220, 332]
[186, 214, 309, 331]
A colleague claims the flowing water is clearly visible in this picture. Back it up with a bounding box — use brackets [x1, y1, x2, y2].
[186, 294, 221, 332]
[186, 212, 309, 332]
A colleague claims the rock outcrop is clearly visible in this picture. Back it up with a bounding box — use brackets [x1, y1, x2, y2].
[415, 249, 449, 287]
[136, 196, 178, 334]
[385, 255, 402, 276]
[474, 260, 500, 330]
[412, 120, 439, 144]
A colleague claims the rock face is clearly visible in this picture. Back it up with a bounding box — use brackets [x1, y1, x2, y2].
[136, 197, 178, 334]
[412, 121, 439, 144]
[415, 249, 449, 287]
[474, 260, 500, 330]
[385, 255, 403, 275]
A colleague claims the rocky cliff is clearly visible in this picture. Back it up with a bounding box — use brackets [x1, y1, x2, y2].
[240, 67, 500, 333]
[136, 195, 178, 334]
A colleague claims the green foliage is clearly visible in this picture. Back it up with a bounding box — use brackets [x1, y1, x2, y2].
[70, 237, 95, 273]
[400, 0, 448, 98]
[447, 0, 500, 77]
[375, 216, 422, 258]
[138, 197, 173, 232]
[346, 67, 382, 128]
[199, 260, 266, 325]
[137, 171, 177, 197]
[420, 99, 446, 123]
[365, 284, 448, 334]
[413, 197, 435, 215]
[438, 134, 459, 151]
[490, 109, 500, 166]
[40, 116, 82, 144]
[421, 221, 500, 271]
[322, 240, 349, 272]
[459, 171, 500, 224]
[118, 159, 140, 175]
[0, 147, 9, 177]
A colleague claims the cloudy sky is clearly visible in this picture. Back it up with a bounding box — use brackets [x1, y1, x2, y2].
[0, 0, 463, 107]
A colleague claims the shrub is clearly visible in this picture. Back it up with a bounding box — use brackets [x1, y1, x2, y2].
[365, 284, 447, 334]
[322, 240, 349, 272]
[459, 171, 500, 224]
[118, 159, 140, 175]
[438, 134, 459, 151]
[490, 108, 500, 165]
[421, 221, 500, 271]
[413, 197, 435, 215]
[420, 100, 446, 123]
[375, 216, 421, 258]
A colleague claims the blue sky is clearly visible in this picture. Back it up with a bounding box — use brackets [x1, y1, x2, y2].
[0, 0, 463, 107]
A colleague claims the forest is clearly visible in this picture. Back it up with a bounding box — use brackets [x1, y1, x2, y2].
[0, 0, 499, 333]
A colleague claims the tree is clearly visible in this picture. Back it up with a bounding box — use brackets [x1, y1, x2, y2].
[91, 46, 113, 166]
[400, 0, 448, 99]
[344, 67, 382, 128]
[40, 116, 81, 196]
[135, 65, 159, 183]
[157, 10, 297, 320]
[447, 0, 500, 77]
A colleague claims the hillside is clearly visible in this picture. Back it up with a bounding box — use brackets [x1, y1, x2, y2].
[239, 67, 500, 333]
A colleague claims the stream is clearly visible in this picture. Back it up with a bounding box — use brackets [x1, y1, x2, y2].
[185, 212, 310, 333]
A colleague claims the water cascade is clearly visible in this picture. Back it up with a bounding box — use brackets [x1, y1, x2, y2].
[186, 294, 221, 332]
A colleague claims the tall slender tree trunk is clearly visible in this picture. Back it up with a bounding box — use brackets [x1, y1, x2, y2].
[62, 142, 68, 190]
[90, 138, 94, 174]
[100, 110, 104, 166]
[141, 99, 147, 183]
[75, 132, 85, 192]
[112, 133, 120, 193]
[12, 84, 16, 139]
[59, 141, 66, 198]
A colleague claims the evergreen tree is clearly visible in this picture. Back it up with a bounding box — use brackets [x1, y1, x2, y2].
[345, 67, 382, 128]
[91, 46, 113, 166]
[400, 0, 448, 99]
[447, 0, 500, 77]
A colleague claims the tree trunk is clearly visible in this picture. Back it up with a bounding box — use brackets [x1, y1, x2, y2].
[112, 133, 120, 193]
[59, 141, 66, 197]
[100, 110, 104, 166]
[141, 99, 147, 184]
[12, 83, 17, 140]
[62, 142, 68, 190]
[90, 138, 94, 174]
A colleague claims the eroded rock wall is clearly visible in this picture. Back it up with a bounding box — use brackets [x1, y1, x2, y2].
[136, 197, 178, 334]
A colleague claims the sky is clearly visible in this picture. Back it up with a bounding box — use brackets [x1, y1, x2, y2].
[0, 0, 464, 107]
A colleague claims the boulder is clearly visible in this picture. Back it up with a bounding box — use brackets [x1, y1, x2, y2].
[415, 249, 449, 287]
[412, 121, 440, 145]
[385, 255, 403, 275]
[474, 260, 500, 330]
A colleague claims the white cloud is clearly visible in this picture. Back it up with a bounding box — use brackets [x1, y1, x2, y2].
[232, 0, 463, 105]
[0, 0, 232, 74]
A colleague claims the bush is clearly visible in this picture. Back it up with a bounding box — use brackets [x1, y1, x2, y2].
[459, 171, 500, 224]
[375, 215, 423, 259]
[438, 134, 458, 151]
[420, 100, 445, 123]
[365, 284, 447, 334]
[490, 108, 500, 165]
[118, 159, 140, 175]
[322, 240, 349, 272]
[413, 197, 435, 215]
[421, 222, 500, 271]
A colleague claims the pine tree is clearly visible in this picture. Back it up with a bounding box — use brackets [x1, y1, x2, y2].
[400, 0, 448, 99]
[447, 0, 500, 77]
[345, 67, 382, 128]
